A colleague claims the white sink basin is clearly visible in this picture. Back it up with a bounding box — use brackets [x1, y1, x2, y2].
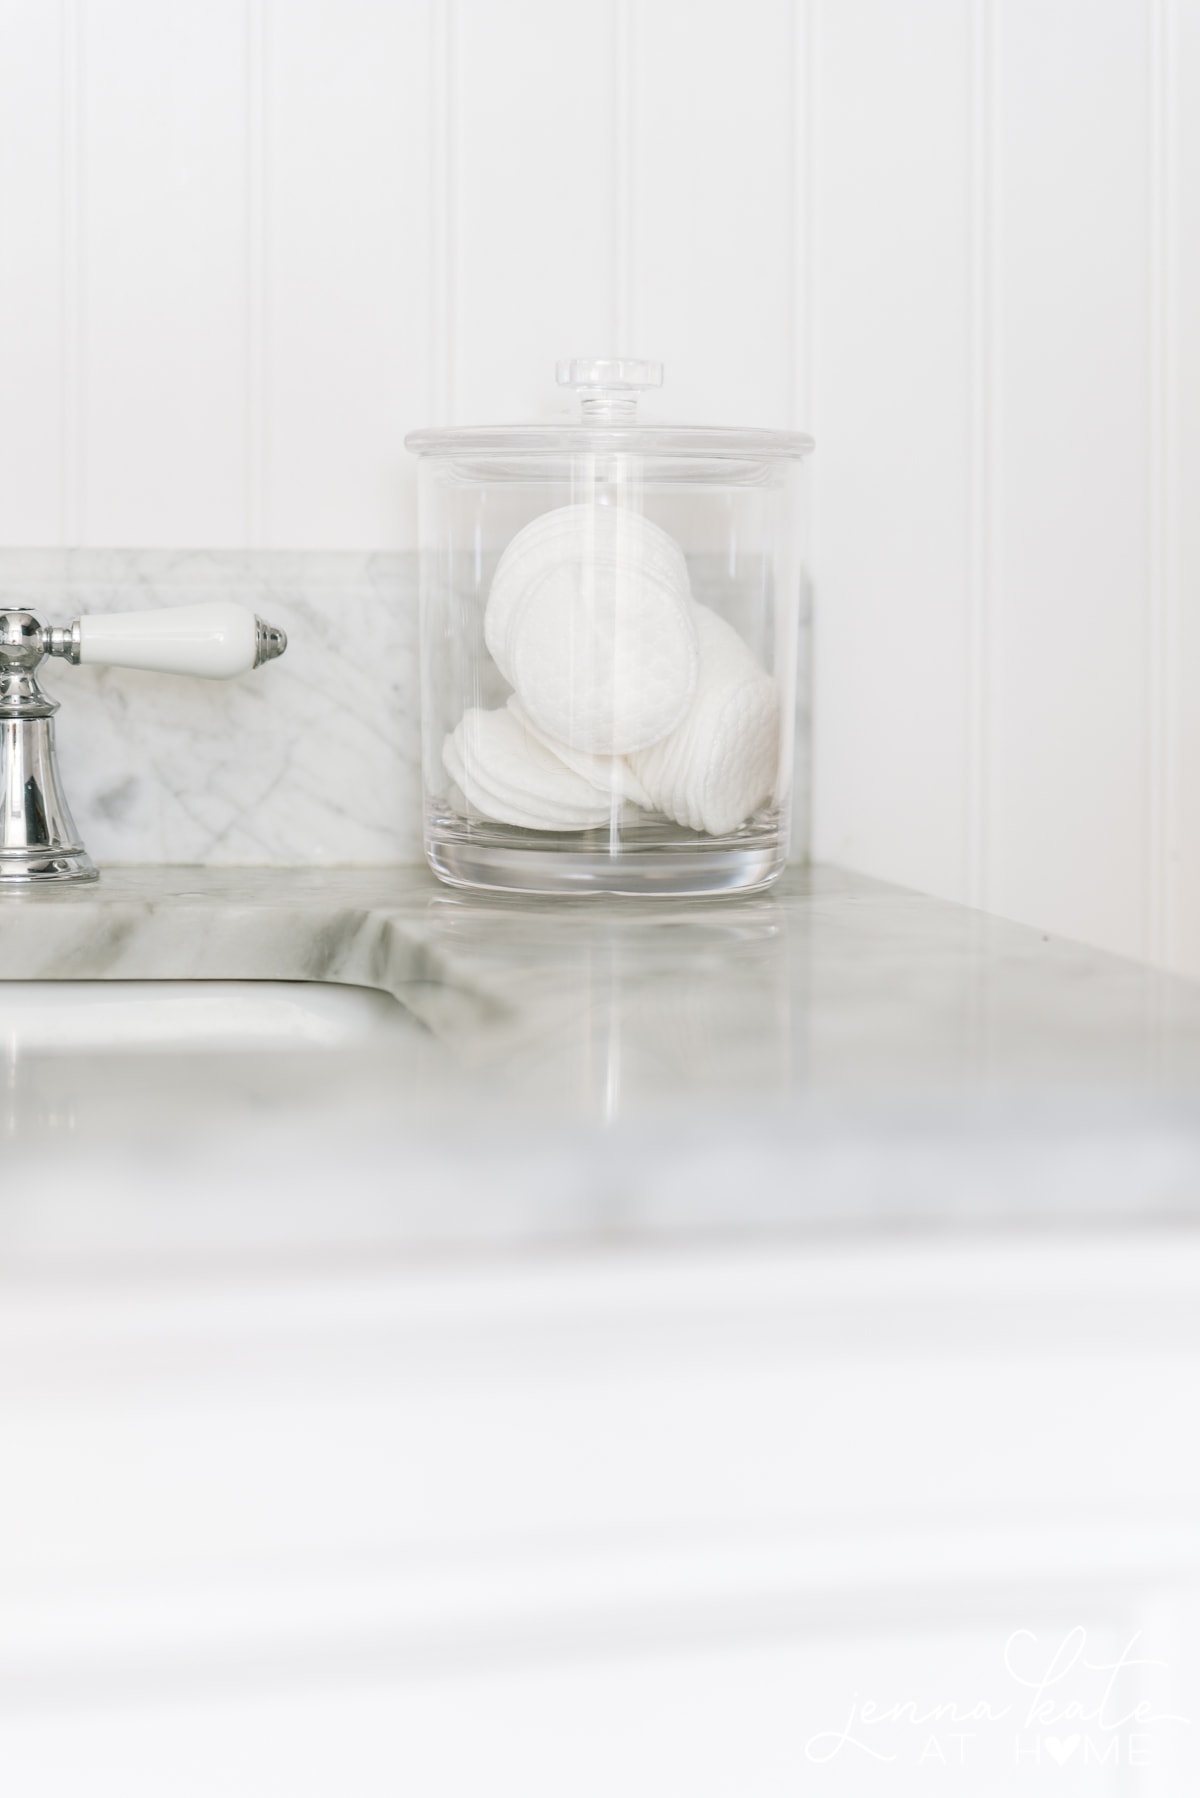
[0, 980, 417, 1054]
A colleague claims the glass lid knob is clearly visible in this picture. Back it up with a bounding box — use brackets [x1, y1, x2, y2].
[555, 357, 663, 421]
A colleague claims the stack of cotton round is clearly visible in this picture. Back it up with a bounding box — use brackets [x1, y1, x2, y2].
[507, 697, 653, 810]
[630, 603, 781, 837]
[485, 505, 698, 755]
[443, 705, 624, 831]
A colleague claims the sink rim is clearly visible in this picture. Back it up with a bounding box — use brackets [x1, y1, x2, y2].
[0, 978, 422, 1054]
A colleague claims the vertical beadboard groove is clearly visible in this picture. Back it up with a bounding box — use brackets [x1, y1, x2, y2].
[791, 0, 812, 434]
[612, 0, 634, 353]
[60, 0, 84, 545]
[1147, 0, 1176, 967]
[792, 0, 814, 865]
[966, 0, 995, 912]
[246, 0, 267, 547]
[799, 0, 817, 852]
[430, 0, 456, 424]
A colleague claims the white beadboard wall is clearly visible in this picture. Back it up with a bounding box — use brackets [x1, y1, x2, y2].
[0, 0, 1195, 975]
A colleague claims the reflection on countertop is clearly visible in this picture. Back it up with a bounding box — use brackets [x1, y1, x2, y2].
[2, 862, 1200, 1271]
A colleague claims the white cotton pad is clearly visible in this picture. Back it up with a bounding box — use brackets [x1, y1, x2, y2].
[486, 506, 690, 673]
[443, 705, 625, 831]
[507, 697, 653, 810]
[630, 603, 781, 837]
[485, 505, 698, 757]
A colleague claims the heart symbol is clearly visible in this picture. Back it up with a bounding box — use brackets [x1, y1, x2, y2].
[1045, 1734, 1081, 1766]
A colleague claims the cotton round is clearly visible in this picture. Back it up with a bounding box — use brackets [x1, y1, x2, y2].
[485, 505, 698, 756]
[443, 705, 626, 831]
[630, 603, 781, 837]
[486, 505, 690, 676]
[506, 697, 653, 810]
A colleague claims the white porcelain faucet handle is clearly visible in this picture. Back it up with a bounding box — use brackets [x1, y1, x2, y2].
[67, 602, 287, 679]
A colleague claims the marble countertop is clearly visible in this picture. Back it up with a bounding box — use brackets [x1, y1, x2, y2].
[4, 863, 1200, 1274]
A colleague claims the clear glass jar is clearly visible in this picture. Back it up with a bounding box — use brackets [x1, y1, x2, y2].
[405, 359, 812, 897]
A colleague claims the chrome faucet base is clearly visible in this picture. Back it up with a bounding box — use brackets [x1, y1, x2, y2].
[0, 848, 98, 885]
[0, 616, 98, 888]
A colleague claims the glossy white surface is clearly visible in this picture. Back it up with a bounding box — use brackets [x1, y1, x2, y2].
[4, 1236, 1200, 1796]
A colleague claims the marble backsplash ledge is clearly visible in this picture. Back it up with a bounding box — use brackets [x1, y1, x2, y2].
[0, 550, 810, 869]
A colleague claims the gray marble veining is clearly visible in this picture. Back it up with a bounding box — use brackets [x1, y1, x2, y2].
[0, 550, 422, 865]
[3, 864, 1200, 1274]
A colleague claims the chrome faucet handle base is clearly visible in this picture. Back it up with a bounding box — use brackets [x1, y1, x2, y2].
[0, 602, 287, 888]
[0, 848, 99, 886]
[0, 611, 97, 887]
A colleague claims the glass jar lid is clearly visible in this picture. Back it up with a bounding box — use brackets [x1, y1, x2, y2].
[405, 358, 814, 460]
